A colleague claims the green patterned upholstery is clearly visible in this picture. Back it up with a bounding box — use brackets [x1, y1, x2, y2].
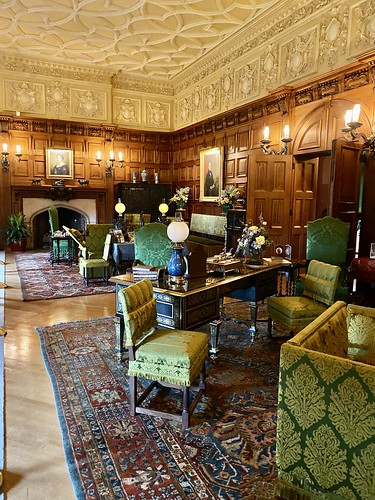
[268, 260, 341, 334]
[118, 279, 208, 428]
[297, 216, 350, 302]
[124, 213, 151, 229]
[79, 234, 112, 285]
[276, 301, 375, 499]
[48, 206, 70, 258]
[134, 222, 172, 268]
[347, 303, 375, 366]
[85, 224, 113, 259]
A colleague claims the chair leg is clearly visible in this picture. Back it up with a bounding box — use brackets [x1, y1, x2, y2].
[182, 386, 190, 429]
[129, 375, 137, 416]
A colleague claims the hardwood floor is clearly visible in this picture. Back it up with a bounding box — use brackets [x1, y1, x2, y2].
[3, 251, 116, 499]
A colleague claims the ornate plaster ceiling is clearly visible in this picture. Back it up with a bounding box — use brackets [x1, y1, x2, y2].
[0, 0, 281, 80]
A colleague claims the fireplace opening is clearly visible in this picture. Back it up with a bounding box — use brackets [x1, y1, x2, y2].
[33, 207, 86, 250]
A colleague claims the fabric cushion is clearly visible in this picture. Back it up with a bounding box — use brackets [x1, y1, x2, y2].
[347, 303, 375, 365]
[303, 260, 341, 306]
[134, 223, 172, 268]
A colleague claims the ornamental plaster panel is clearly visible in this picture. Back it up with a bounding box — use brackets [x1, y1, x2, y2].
[70, 89, 107, 121]
[145, 101, 170, 130]
[280, 28, 319, 84]
[348, 0, 375, 57]
[319, 5, 349, 68]
[46, 82, 70, 116]
[113, 97, 141, 127]
[203, 82, 220, 115]
[4, 80, 45, 114]
[234, 60, 260, 104]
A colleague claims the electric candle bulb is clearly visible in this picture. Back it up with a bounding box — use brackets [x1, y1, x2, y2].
[118, 152, 123, 161]
[263, 126, 270, 140]
[352, 104, 361, 122]
[96, 151, 102, 160]
[16, 145, 21, 154]
[345, 110, 352, 126]
[283, 125, 290, 139]
[2, 143, 7, 152]
[110, 150, 114, 159]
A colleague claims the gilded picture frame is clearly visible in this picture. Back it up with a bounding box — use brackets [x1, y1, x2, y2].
[199, 146, 223, 202]
[46, 148, 74, 179]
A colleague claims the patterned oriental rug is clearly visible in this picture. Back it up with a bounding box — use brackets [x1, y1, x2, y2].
[36, 304, 287, 499]
[14, 251, 115, 301]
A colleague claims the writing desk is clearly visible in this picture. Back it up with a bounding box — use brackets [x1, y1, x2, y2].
[110, 261, 288, 361]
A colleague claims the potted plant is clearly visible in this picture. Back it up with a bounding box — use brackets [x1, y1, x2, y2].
[5, 212, 31, 252]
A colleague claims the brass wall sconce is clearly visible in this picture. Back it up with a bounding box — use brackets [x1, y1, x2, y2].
[96, 150, 124, 177]
[342, 104, 375, 157]
[260, 126, 292, 155]
[2, 143, 22, 172]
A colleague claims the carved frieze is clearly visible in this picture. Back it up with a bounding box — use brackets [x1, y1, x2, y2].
[71, 89, 106, 120]
[4, 80, 45, 114]
[350, 0, 375, 56]
[145, 101, 170, 129]
[235, 61, 260, 103]
[114, 97, 141, 126]
[319, 5, 348, 67]
[281, 28, 318, 82]
[261, 44, 279, 91]
[203, 83, 220, 115]
[46, 82, 70, 115]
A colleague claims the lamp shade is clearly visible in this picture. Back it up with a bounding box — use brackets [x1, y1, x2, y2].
[167, 220, 189, 243]
[115, 202, 126, 216]
[158, 202, 169, 215]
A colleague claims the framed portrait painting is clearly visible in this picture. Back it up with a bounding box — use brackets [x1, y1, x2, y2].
[46, 148, 74, 179]
[199, 146, 223, 202]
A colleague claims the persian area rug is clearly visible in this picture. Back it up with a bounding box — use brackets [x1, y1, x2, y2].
[37, 305, 287, 499]
[14, 251, 115, 301]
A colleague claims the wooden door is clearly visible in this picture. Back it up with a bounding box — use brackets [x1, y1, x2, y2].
[358, 152, 375, 257]
[331, 139, 363, 263]
[290, 157, 319, 260]
[247, 154, 293, 256]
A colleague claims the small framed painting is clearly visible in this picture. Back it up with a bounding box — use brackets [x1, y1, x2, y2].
[46, 148, 74, 179]
[370, 243, 375, 259]
[199, 146, 223, 202]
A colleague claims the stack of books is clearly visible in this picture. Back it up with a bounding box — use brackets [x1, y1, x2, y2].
[132, 264, 160, 282]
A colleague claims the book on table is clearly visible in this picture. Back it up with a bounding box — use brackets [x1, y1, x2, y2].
[132, 264, 162, 281]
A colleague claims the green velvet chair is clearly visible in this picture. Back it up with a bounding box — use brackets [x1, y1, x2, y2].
[297, 216, 350, 302]
[118, 278, 208, 429]
[267, 259, 341, 335]
[133, 222, 173, 268]
[48, 205, 70, 259]
[79, 233, 112, 285]
[276, 300, 375, 499]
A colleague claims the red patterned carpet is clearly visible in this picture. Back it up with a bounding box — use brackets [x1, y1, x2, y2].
[14, 251, 115, 300]
[36, 306, 286, 499]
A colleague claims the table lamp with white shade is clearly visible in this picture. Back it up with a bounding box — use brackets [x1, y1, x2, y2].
[166, 214, 190, 283]
[158, 200, 169, 224]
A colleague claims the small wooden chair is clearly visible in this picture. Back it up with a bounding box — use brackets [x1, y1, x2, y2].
[118, 279, 208, 429]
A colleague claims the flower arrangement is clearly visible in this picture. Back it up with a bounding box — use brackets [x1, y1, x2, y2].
[217, 186, 243, 206]
[235, 214, 272, 261]
[169, 186, 190, 205]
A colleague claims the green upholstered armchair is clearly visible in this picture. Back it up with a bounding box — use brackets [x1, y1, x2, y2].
[297, 216, 350, 302]
[79, 233, 112, 285]
[133, 222, 173, 268]
[276, 300, 375, 499]
[118, 278, 208, 429]
[48, 205, 70, 259]
[267, 259, 341, 335]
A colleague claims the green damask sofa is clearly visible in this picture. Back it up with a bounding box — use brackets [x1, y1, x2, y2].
[276, 300, 375, 500]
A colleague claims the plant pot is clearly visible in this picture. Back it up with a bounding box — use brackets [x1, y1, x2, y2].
[221, 203, 233, 214]
[8, 239, 28, 252]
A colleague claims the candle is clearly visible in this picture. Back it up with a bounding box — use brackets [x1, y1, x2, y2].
[96, 151, 101, 160]
[109, 150, 114, 159]
[345, 109, 352, 126]
[16, 145, 21, 154]
[118, 152, 123, 161]
[352, 104, 361, 122]
[283, 125, 290, 139]
[2, 143, 7, 152]
[263, 126, 270, 140]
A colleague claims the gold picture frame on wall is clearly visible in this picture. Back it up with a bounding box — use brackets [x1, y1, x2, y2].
[46, 148, 74, 179]
[199, 146, 223, 202]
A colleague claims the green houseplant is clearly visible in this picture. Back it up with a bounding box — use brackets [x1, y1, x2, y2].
[5, 212, 31, 252]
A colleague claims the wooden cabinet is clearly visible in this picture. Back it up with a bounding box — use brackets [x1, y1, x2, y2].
[119, 183, 172, 221]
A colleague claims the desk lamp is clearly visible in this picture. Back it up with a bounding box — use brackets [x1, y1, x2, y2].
[114, 198, 127, 233]
[158, 200, 169, 224]
[166, 213, 189, 283]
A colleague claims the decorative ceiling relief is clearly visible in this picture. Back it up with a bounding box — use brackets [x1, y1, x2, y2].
[319, 6, 349, 67]
[71, 89, 106, 120]
[203, 83, 220, 115]
[114, 97, 141, 126]
[350, 0, 375, 55]
[4, 80, 45, 114]
[46, 82, 70, 115]
[261, 44, 279, 91]
[281, 29, 318, 82]
[145, 101, 170, 129]
[235, 61, 260, 103]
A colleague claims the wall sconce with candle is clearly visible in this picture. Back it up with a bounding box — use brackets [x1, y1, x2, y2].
[342, 104, 375, 157]
[2, 143, 23, 172]
[96, 150, 124, 176]
[260, 125, 292, 155]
